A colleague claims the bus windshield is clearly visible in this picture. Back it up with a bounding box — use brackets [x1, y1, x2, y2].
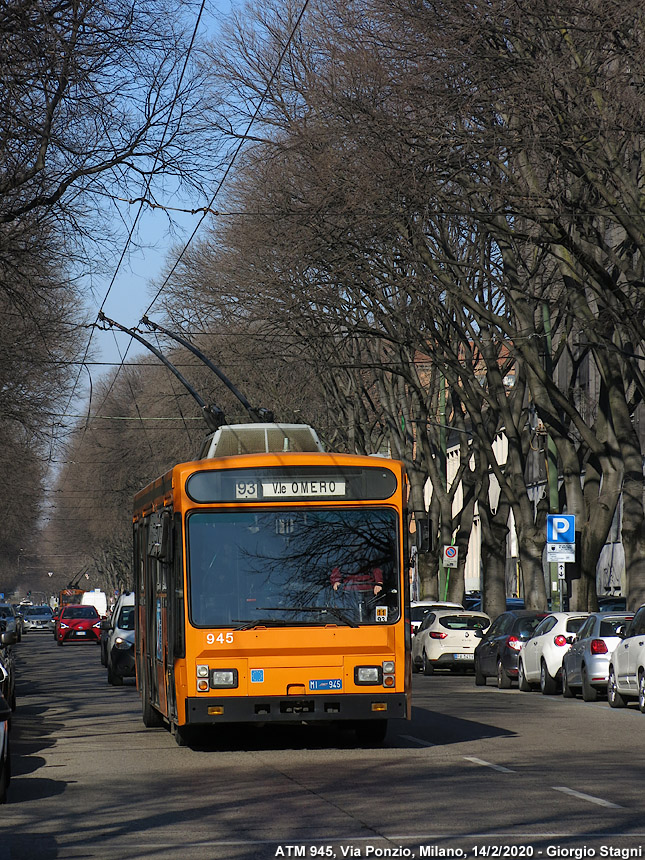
[187, 508, 400, 628]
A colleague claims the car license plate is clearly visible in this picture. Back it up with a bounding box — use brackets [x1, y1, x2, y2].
[454, 653, 473, 660]
[76, 631, 86, 636]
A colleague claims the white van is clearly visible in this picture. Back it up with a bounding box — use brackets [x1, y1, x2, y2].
[81, 589, 108, 618]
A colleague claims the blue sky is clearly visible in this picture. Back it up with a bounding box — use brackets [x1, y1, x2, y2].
[85, 0, 234, 371]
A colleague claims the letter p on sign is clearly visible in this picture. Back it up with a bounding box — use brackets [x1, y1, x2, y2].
[547, 514, 575, 543]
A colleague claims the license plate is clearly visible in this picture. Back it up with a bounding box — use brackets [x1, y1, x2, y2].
[309, 678, 342, 691]
[454, 653, 473, 660]
[76, 631, 86, 636]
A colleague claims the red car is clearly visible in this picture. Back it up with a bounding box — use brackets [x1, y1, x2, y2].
[56, 605, 102, 645]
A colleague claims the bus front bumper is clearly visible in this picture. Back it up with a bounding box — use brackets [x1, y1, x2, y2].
[184, 692, 407, 725]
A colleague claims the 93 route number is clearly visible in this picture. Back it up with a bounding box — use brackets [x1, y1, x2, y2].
[206, 632, 234, 645]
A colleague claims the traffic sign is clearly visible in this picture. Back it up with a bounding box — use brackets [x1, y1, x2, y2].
[443, 545, 458, 568]
[547, 514, 575, 544]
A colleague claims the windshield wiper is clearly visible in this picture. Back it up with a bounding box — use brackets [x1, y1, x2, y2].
[255, 605, 359, 628]
[232, 618, 289, 631]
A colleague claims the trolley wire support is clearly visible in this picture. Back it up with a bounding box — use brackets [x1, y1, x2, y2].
[140, 315, 273, 424]
[96, 312, 225, 432]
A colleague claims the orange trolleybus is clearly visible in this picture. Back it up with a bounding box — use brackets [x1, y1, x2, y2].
[133, 424, 411, 744]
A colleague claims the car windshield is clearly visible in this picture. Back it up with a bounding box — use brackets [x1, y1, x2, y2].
[515, 616, 546, 638]
[439, 615, 488, 630]
[62, 607, 98, 619]
[0, 607, 14, 618]
[117, 606, 135, 630]
[566, 617, 588, 633]
[187, 507, 400, 627]
[25, 606, 52, 617]
[599, 618, 631, 637]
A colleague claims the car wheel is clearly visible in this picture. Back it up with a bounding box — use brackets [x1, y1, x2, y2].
[518, 660, 532, 692]
[57, 638, 63, 646]
[608, 667, 626, 708]
[540, 660, 558, 695]
[581, 666, 598, 702]
[107, 662, 124, 687]
[638, 673, 645, 714]
[561, 664, 574, 698]
[422, 650, 434, 676]
[496, 659, 512, 690]
[474, 657, 486, 686]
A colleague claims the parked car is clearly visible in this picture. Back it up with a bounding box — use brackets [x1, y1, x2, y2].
[597, 595, 627, 613]
[55, 604, 102, 645]
[465, 597, 525, 612]
[0, 681, 11, 803]
[101, 593, 135, 686]
[607, 604, 645, 711]
[410, 600, 464, 634]
[21, 604, 55, 633]
[561, 612, 633, 701]
[412, 609, 490, 674]
[474, 610, 549, 688]
[0, 605, 19, 642]
[11, 605, 24, 640]
[518, 612, 589, 694]
[0, 621, 16, 712]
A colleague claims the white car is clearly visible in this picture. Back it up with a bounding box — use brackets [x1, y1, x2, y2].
[410, 600, 464, 634]
[412, 609, 490, 674]
[518, 612, 589, 694]
[607, 604, 645, 711]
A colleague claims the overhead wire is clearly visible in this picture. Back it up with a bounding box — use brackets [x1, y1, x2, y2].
[56, 0, 210, 460]
[89, 0, 312, 427]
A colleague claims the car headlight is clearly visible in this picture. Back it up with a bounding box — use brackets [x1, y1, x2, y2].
[114, 637, 132, 650]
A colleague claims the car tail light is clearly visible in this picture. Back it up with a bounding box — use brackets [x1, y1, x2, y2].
[429, 631, 448, 639]
[554, 634, 568, 647]
[506, 636, 522, 652]
[590, 639, 608, 654]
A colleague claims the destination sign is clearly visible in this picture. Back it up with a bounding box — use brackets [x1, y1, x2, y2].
[261, 479, 346, 498]
[186, 465, 397, 503]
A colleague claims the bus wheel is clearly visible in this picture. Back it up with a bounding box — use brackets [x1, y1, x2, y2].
[354, 719, 388, 744]
[171, 722, 194, 746]
[141, 678, 164, 728]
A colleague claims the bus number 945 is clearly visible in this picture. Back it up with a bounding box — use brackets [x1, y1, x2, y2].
[206, 632, 234, 645]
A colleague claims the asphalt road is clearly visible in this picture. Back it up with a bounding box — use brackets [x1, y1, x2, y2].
[1, 636, 644, 860]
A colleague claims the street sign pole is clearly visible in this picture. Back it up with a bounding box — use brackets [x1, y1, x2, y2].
[547, 515, 576, 611]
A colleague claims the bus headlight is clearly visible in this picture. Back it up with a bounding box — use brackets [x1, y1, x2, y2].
[210, 669, 238, 689]
[196, 664, 209, 678]
[354, 666, 382, 685]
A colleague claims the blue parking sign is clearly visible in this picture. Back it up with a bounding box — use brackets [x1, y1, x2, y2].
[547, 514, 575, 543]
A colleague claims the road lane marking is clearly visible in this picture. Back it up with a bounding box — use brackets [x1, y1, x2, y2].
[552, 786, 623, 808]
[463, 755, 515, 773]
[400, 734, 436, 747]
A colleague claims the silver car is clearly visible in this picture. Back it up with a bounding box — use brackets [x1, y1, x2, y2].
[561, 612, 633, 701]
[22, 604, 55, 633]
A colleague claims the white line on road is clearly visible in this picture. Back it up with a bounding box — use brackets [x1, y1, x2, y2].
[463, 755, 515, 773]
[552, 785, 623, 808]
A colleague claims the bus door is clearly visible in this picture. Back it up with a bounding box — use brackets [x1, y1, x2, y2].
[144, 511, 172, 717]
